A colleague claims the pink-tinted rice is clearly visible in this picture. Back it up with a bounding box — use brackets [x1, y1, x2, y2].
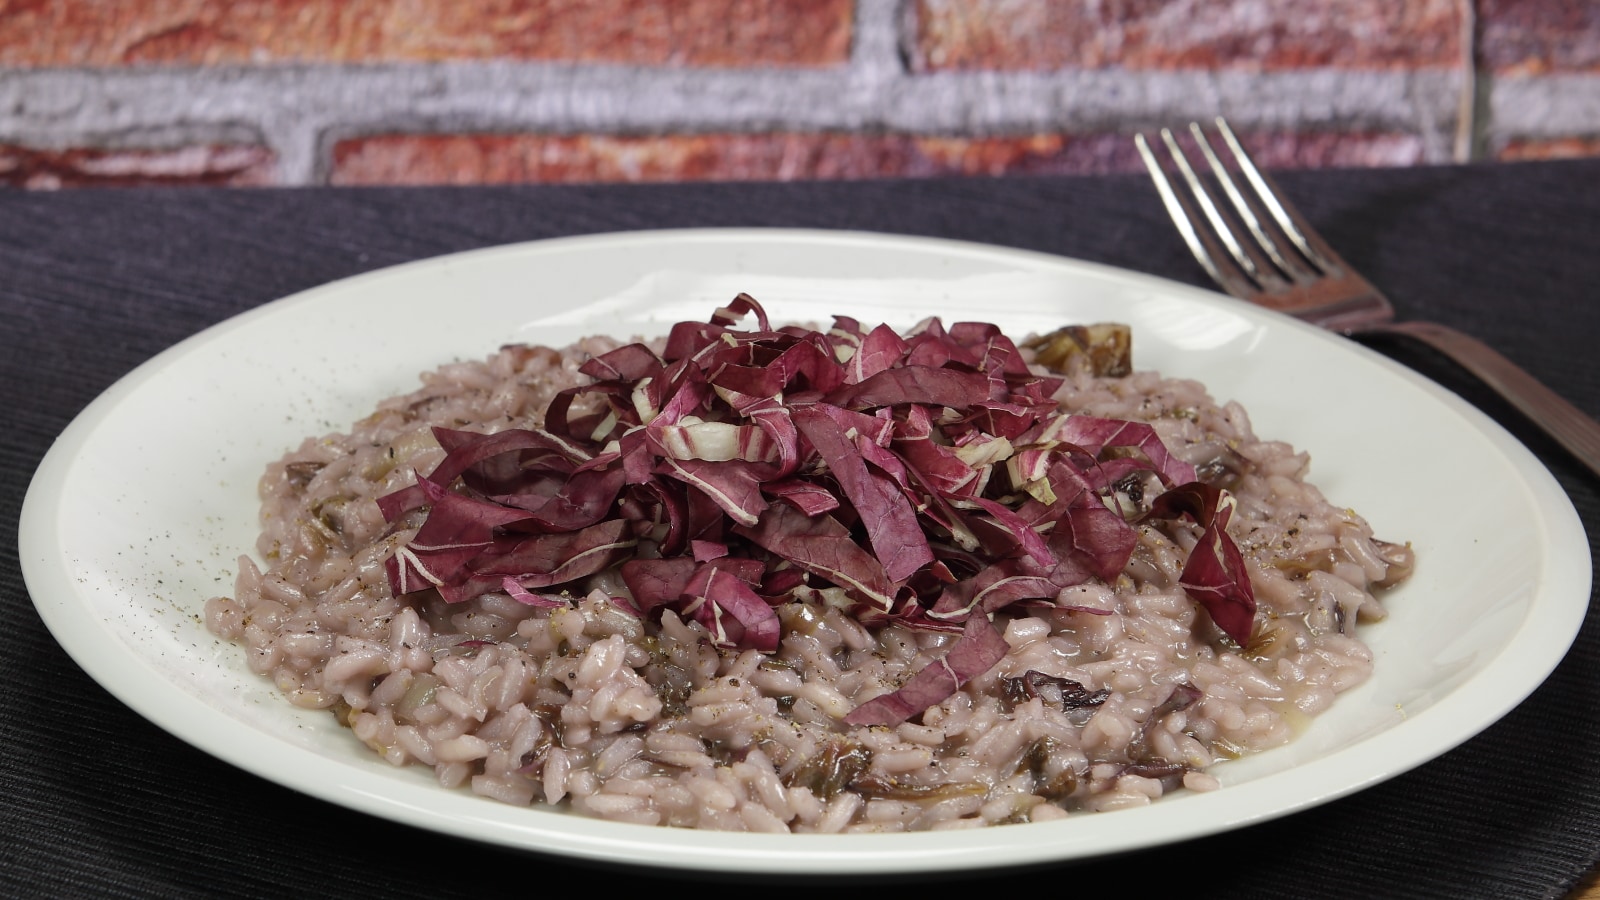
[205, 330, 1410, 831]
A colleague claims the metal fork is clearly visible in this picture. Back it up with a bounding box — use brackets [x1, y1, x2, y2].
[1137, 118, 1600, 481]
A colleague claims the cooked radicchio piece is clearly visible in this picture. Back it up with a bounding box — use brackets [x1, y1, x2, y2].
[1002, 670, 1112, 711]
[376, 295, 1257, 724]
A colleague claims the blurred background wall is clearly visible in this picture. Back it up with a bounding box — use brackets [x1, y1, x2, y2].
[0, 0, 1594, 189]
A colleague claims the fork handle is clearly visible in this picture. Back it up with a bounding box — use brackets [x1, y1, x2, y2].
[1367, 320, 1600, 480]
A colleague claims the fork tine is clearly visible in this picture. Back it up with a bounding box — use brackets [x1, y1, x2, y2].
[1212, 118, 1346, 275]
[1187, 122, 1310, 284]
[1156, 128, 1286, 291]
[1134, 131, 1258, 300]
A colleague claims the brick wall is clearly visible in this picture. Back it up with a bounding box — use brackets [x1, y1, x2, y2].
[0, 0, 1595, 189]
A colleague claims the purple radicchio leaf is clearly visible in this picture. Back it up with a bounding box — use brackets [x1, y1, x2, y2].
[376, 300, 1226, 718]
[1145, 482, 1257, 644]
[844, 322, 908, 384]
[500, 577, 573, 608]
[791, 404, 933, 585]
[657, 456, 769, 527]
[680, 563, 782, 652]
[711, 291, 772, 332]
[843, 615, 1011, 727]
[732, 502, 896, 613]
[826, 366, 990, 413]
[436, 518, 638, 602]
[762, 477, 841, 516]
[383, 479, 534, 595]
[1048, 415, 1199, 487]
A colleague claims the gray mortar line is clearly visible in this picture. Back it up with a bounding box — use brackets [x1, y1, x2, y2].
[0, 0, 1590, 183]
[1488, 74, 1600, 143]
[0, 62, 1488, 185]
[852, 0, 905, 82]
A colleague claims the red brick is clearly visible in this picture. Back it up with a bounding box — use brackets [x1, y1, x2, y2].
[1498, 137, 1600, 161]
[1479, 0, 1600, 75]
[908, 0, 1464, 71]
[0, 144, 277, 189]
[327, 131, 1428, 186]
[330, 133, 1113, 185]
[0, 0, 851, 68]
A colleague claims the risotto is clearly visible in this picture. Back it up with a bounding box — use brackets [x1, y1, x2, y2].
[205, 299, 1412, 832]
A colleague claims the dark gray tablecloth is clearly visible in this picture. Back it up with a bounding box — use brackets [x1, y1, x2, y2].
[4, 162, 1598, 899]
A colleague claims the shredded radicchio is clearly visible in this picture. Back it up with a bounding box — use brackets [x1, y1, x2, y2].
[377, 295, 1257, 725]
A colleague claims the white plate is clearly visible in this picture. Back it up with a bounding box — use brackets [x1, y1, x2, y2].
[20, 229, 1591, 876]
